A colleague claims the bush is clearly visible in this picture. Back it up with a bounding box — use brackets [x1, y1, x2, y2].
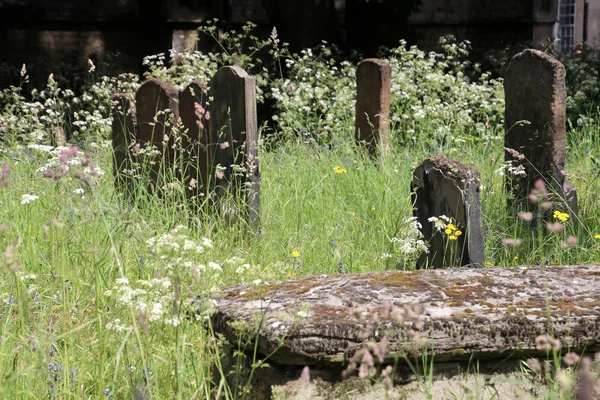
[562, 44, 600, 123]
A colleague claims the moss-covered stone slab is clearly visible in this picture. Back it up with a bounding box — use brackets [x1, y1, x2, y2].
[212, 265, 600, 366]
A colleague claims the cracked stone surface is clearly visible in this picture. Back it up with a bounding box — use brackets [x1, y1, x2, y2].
[212, 265, 600, 366]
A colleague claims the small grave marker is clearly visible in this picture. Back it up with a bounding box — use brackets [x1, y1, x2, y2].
[411, 156, 484, 268]
[208, 66, 260, 229]
[135, 78, 180, 193]
[504, 49, 575, 212]
[355, 58, 391, 156]
[111, 93, 136, 193]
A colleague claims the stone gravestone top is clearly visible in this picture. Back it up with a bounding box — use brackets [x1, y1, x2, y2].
[208, 66, 260, 230]
[504, 49, 568, 210]
[355, 58, 391, 156]
[135, 78, 179, 193]
[411, 156, 484, 268]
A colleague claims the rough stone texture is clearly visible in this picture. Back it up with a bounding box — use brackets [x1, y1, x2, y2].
[180, 82, 210, 200]
[135, 79, 179, 193]
[213, 265, 600, 366]
[504, 49, 568, 210]
[212, 265, 600, 398]
[355, 58, 391, 156]
[411, 156, 484, 268]
[111, 93, 136, 193]
[208, 66, 260, 230]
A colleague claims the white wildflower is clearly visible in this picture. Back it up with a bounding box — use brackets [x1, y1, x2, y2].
[21, 194, 39, 205]
[149, 302, 164, 321]
[208, 262, 222, 272]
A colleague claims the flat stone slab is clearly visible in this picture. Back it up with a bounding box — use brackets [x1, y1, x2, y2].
[212, 265, 600, 366]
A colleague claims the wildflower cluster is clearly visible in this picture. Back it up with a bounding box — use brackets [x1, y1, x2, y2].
[553, 210, 569, 222]
[428, 215, 462, 240]
[270, 45, 356, 144]
[387, 40, 503, 147]
[390, 217, 429, 265]
[0, 66, 137, 146]
[443, 223, 462, 240]
[503, 179, 580, 255]
[20, 194, 39, 205]
[104, 226, 218, 332]
[495, 160, 526, 177]
[32, 144, 105, 186]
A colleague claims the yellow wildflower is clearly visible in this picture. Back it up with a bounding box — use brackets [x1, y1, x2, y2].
[333, 166, 347, 174]
[449, 235, 457, 241]
[553, 211, 569, 222]
[291, 250, 300, 258]
[446, 223, 456, 231]
[454, 230, 462, 236]
[595, 234, 600, 240]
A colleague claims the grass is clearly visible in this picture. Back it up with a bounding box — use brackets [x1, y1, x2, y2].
[2, 49, 600, 398]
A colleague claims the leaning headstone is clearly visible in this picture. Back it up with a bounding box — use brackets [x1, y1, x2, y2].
[111, 93, 136, 193]
[355, 58, 391, 156]
[411, 156, 484, 268]
[180, 82, 210, 201]
[208, 66, 260, 230]
[135, 78, 179, 193]
[504, 49, 574, 212]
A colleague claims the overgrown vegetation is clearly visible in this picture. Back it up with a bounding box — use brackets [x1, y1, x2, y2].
[1, 22, 600, 398]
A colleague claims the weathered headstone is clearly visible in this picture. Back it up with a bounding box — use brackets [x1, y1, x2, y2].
[355, 58, 391, 156]
[135, 78, 179, 193]
[180, 82, 210, 201]
[208, 66, 260, 229]
[111, 93, 136, 193]
[504, 49, 574, 212]
[411, 156, 484, 268]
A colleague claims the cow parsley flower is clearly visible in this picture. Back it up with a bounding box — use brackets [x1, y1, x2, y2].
[21, 194, 39, 205]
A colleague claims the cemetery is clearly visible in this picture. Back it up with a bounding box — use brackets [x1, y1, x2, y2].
[1, 21, 600, 399]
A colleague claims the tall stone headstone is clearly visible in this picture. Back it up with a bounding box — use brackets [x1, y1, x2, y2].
[208, 66, 260, 230]
[111, 93, 136, 194]
[180, 82, 210, 201]
[355, 58, 391, 156]
[135, 79, 179, 193]
[412, 156, 485, 269]
[504, 49, 572, 211]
